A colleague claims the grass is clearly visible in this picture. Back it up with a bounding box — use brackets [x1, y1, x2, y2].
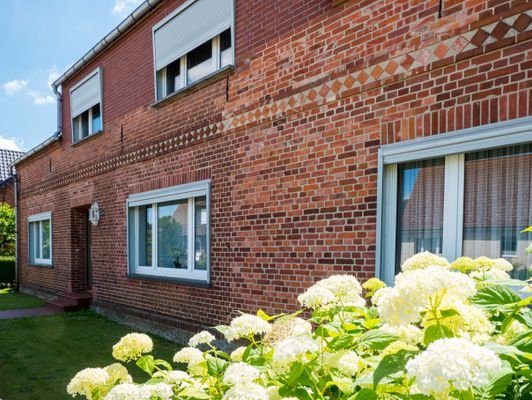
[0, 310, 180, 400]
[0, 287, 45, 311]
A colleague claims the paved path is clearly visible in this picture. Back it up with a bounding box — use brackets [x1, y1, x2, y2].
[0, 305, 60, 320]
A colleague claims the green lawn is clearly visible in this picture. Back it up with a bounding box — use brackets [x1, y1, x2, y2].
[0, 288, 45, 310]
[0, 310, 180, 400]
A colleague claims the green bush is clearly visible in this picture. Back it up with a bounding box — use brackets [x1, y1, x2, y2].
[0, 256, 15, 287]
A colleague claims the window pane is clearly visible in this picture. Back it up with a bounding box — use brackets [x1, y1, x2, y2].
[194, 196, 208, 271]
[187, 40, 214, 84]
[156, 69, 165, 100]
[91, 105, 101, 133]
[165, 59, 181, 95]
[220, 29, 233, 67]
[29, 222, 37, 262]
[138, 205, 152, 266]
[463, 144, 532, 280]
[73, 116, 81, 143]
[157, 200, 188, 269]
[41, 220, 50, 260]
[80, 110, 89, 139]
[396, 158, 445, 272]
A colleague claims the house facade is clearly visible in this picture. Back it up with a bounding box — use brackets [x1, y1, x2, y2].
[15, 0, 532, 331]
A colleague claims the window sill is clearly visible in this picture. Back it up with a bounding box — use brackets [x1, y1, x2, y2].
[128, 272, 212, 288]
[151, 65, 235, 109]
[28, 263, 53, 268]
[71, 130, 104, 147]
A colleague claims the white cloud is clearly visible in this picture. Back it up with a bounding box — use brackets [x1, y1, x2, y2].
[2, 79, 28, 95]
[112, 0, 143, 16]
[0, 135, 23, 151]
[47, 65, 60, 88]
[27, 90, 55, 105]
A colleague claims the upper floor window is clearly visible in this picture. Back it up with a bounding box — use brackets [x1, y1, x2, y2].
[70, 68, 103, 143]
[153, 0, 234, 101]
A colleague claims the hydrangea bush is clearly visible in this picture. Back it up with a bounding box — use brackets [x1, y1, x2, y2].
[68, 253, 532, 400]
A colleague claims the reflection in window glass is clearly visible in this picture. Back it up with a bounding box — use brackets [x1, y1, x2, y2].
[396, 158, 445, 272]
[158, 200, 188, 269]
[165, 58, 181, 95]
[41, 220, 50, 259]
[194, 196, 208, 270]
[138, 205, 152, 266]
[220, 29, 232, 67]
[91, 105, 101, 133]
[463, 144, 532, 279]
[187, 40, 214, 84]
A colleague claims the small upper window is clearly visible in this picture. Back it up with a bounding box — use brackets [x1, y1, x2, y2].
[28, 212, 52, 266]
[153, 0, 234, 100]
[70, 68, 103, 143]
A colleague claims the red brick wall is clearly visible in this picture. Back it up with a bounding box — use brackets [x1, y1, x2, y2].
[0, 179, 15, 206]
[16, 0, 532, 327]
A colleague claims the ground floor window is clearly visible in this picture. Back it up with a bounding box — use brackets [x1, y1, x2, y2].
[379, 118, 532, 282]
[28, 212, 52, 265]
[127, 180, 210, 282]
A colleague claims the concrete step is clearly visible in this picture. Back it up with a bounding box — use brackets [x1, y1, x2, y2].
[46, 291, 92, 312]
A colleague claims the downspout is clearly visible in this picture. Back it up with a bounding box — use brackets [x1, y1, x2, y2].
[11, 166, 19, 289]
[52, 83, 63, 137]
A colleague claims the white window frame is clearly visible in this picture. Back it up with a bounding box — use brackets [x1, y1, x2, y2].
[152, 0, 235, 101]
[376, 116, 532, 283]
[70, 67, 104, 143]
[28, 212, 52, 266]
[127, 180, 211, 283]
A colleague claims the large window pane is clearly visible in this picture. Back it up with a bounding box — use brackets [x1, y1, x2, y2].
[396, 158, 445, 271]
[187, 40, 214, 84]
[41, 220, 50, 259]
[220, 29, 233, 67]
[138, 205, 152, 267]
[158, 200, 188, 269]
[194, 196, 208, 271]
[29, 222, 37, 262]
[463, 144, 532, 279]
[91, 105, 102, 133]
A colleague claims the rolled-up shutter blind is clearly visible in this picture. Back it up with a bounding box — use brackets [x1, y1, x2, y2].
[70, 70, 101, 118]
[154, 0, 233, 71]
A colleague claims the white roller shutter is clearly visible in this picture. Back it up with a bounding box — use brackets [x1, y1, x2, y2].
[154, 0, 233, 71]
[70, 69, 101, 118]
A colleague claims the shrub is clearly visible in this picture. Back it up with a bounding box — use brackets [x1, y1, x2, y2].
[67, 253, 531, 400]
[0, 203, 15, 257]
[0, 256, 15, 287]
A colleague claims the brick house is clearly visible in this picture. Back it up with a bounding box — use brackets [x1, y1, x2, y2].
[14, 0, 532, 331]
[0, 149, 25, 206]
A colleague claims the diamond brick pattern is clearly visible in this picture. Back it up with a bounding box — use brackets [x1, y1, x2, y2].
[24, 11, 532, 196]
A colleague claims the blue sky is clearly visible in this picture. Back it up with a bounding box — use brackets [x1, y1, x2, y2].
[0, 0, 143, 151]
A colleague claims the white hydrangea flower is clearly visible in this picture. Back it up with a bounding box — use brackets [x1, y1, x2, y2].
[381, 323, 422, 344]
[112, 333, 153, 362]
[265, 317, 313, 343]
[138, 382, 174, 400]
[105, 363, 132, 385]
[67, 368, 109, 400]
[401, 251, 449, 272]
[161, 370, 190, 387]
[490, 258, 513, 272]
[297, 286, 336, 309]
[223, 362, 260, 385]
[189, 330, 215, 347]
[273, 335, 319, 370]
[373, 267, 476, 326]
[225, 314, 272, 341]
[173, 347, 204, 365]
[230, 346, 247, 362]
[315, 275, 363, 302]
[103, 383, 141, 400]
[221, 382, 269, 400]
[470, 268, 510, 282]
[323, 350, 359, 376]
[406, 338, 504, 397]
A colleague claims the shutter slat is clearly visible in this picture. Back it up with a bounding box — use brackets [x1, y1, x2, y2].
[154, 0, 233, 71]
[70, 71, 101, 118]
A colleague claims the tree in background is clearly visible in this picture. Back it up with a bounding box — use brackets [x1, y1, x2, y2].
[0, 203, 15, 257]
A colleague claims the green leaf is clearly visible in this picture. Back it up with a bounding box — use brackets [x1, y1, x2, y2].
[136, 355, 155, 377]
[352, 388, 377, 400]
[470, 285, 521, 312]
[153, 358, 172, 371]
[286, 362, 305, 384]
[423, 324, 454, 346]
[357, 330, 398, 350]
[440, 308, 460, 318]
[293, 388, 314, 400]
[179, 386, 210, 399]
[476, 371, 513, 399]
[521, 226, 532, 232]
[373, 350, 416, 388]
[206, 357, 227, 377]
[329, 334, 356, 350]
[509, 329, 532, 353]
[214, 325, 229, 337]
[257, 309, 276, 321]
